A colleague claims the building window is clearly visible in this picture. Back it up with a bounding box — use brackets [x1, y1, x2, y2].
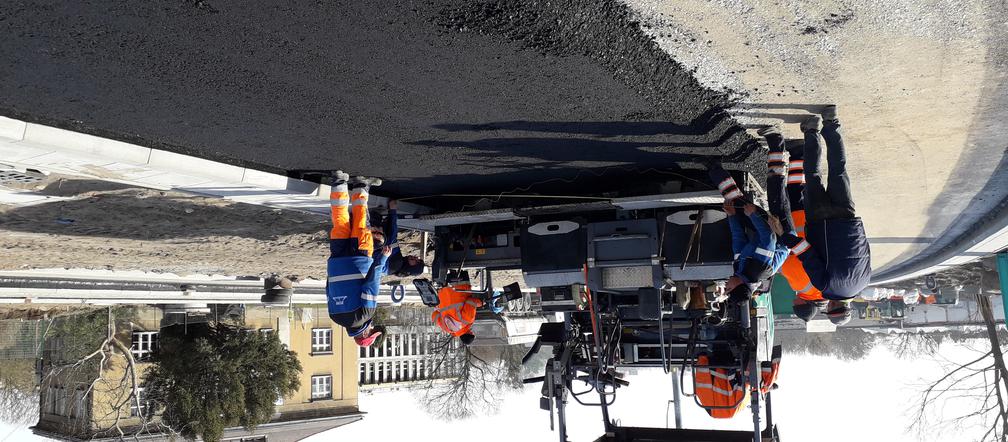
[53, 387, 66, 416]
[312, 328, 332, 353]
[46, 386, 63, 415]
[70, 389, 86, 419]
[131, 332, 158, 361]
[130, 387, 150, 418]
[311, 375, 332, 400]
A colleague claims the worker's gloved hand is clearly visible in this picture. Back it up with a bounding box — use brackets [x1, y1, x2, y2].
[490, 295, 507, 314]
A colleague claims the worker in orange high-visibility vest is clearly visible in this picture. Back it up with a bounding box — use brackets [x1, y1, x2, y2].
[695, 345, 782, 419]
[432, 281, 484, 346]
[694, 353, 749, 419]
[758, 128, 829, 323]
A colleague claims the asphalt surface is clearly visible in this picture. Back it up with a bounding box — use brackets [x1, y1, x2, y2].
[0, 0, 760, 198]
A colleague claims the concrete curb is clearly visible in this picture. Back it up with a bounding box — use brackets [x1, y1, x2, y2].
[872, 199, 1008, 284]
[0, 116, 431, 227]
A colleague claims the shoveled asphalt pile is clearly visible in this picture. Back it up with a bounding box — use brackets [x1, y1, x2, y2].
[0, 0, 761, 198]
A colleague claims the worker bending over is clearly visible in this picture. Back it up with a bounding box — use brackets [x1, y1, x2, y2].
[774, 106, 872, 326]
[369, 199, 426, 278]
[708, 163, 789, 303]
[326, 171, 388, 347]
[758, 128, 830, 323]
[695, 345, 782, 418]
[432, 277, 484, 346]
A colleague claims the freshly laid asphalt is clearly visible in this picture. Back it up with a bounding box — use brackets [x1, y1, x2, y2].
[0, 0, 761, 198]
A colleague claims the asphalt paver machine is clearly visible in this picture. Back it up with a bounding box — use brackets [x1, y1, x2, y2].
[407, 171, 782, 442]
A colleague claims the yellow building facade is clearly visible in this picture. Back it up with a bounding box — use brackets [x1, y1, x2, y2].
[35, 305, 360, 440]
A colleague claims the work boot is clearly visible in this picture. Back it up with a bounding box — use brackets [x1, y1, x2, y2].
[330, 170, 349, 186]
[800, 114, 822, 133]
[349, 176, 382, 189]
[821, 104, 838, 122]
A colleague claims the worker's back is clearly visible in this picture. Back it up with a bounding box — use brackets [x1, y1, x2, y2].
[432, 284, 482, 337]
[326, 255, 374, 314]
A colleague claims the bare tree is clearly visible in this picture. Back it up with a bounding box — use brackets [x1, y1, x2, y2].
[909, 294, 1008, 442]
[38, 307, 164, 440]
[0, 378, 37, 427]
[884, 331, 943, 360]
[418, 335, 526, 421]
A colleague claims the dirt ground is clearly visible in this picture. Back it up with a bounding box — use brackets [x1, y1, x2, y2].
[0, 178, 405, 278]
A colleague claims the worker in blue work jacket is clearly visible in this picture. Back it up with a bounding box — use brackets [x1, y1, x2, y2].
[772, 105, 872, 326]
[326, 171, 387, 347]
[707, 164, 789, 302]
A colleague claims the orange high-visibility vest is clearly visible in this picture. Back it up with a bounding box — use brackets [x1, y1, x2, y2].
[431, 284, 483, 337]
[781, 209, 824, 301]
[695, 355, 749, 419]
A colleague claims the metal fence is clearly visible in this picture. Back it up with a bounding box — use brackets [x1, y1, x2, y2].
[0, 319, 50, 360]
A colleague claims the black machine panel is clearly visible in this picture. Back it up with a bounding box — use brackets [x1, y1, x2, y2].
[520, 222, 587, 273]
[662, 209, 734, 265]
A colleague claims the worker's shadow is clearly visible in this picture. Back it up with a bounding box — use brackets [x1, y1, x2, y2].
[410, 109, 761, 172]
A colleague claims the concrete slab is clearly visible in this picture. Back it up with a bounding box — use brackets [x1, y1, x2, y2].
[0, 140, 53, 163]
[22, 123, 151, 165]
[147, 148, 246, 182]
[0, 116, 26, 142]
[623, 0, 1008, 272]
[242, 168, 318, 194]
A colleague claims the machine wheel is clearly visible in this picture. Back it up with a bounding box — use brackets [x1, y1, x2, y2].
[924, 275, 938, 291]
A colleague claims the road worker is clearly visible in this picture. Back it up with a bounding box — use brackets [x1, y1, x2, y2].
[694, 345, 782, 419]
[432, 278, 484, 346]
[758, 128, 829, 323]
[326, 171, 388, 347]
[708, 163, 789, 302]
[369, 199, 426, 277]
[773, 106, 871, 326]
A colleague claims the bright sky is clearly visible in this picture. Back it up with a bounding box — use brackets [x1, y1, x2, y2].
[304, 343, 989, 442]
[2, 342, 990, 442]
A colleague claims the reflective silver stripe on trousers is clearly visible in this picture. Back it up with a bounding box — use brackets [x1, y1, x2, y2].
[718, 178, 735, 191]
[330, 198, 350, 206]
[799, 282, 814, 293]
[755, 247, 774, 258]
[791, 240, 811, 255]
[724, 189, 743, 200]
[361, 293, 379, 302]
[328, 273, 366, 282]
